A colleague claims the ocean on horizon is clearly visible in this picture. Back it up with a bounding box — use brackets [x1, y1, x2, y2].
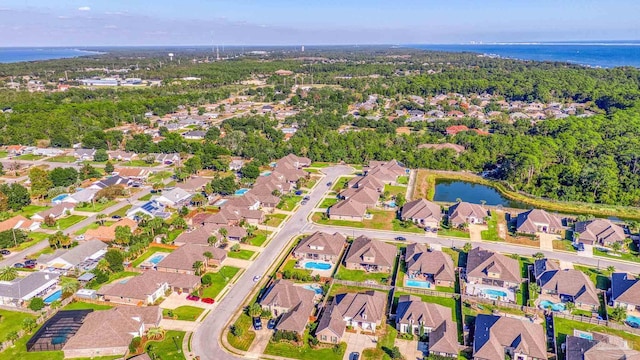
[411, 42, 640, 68]
[0, 48, 103, 64]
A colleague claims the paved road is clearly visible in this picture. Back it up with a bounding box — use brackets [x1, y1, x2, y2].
[192, 165, 353, 360]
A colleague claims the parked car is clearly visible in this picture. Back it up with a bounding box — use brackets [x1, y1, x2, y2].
[431, 228, 437, 233]
[301, 201, 308, 205]
[424, 226, 431, 232]
[0, 249, 10, 256]
[267, 318, 277, 329]
[575, 243, 585, 252]
[253, 317, 263, 330]
[395, 236, 406, 241]
[111, 215, 122, 219]
[252, 275, 261, 283]
[201, 297, 215, 304]
[303, 196, 310, 201]
[326, 182, 332, 186]
[75, 235, 85, 241]
[350, 352, 360, 360]
[13, 262, 25, 268]
[24, 263, 36, 269]
[295, 190, 303, 196]
[186, 294, 200, 301]
[24, 259, 37, 266]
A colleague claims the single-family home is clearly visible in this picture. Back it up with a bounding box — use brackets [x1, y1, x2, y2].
[74, 149, 96, 161]
[343, 236, 397, 273]
[0, 271, 59, 307]
[610, 273, 640, 313]
[108, 150, 138, 162]
[400, 199, 443, 229]
[203, 206, 264, 226]
[574, 219, 626, 246]
[153, 153, 180, 164]
[6, 145, 26, 156]
[533, 259, 599, 311]
[339, 186, 380, 207]
[176, 176, 210, 193]
[259, 279, 315, 334]
[316, 291, 387, 344]
[395, 295, 458, 358]
[405, 244, 456, 288]
[293, 232, 346, 264]
[328, 198, 368, 221]
[0, 215, 40, 232]
[88, 175, 130, 190]
[65, 188, 98, 204]
[100, 271, 200, 304]
[126, 200, 170, 219]
[31, 203, 76, 221]
[182, 130, 207, 140]
[565, 332, 640, 360]
[62, 306, 161, 359]
[84, 218, 138, 243]
[34, 148, 65, 157]
[516, 209, 563, 234]
[276, 153, 311, 169]
[114, 168, 150, 181]
[229, 159, 245, 171]
[156, 188, 192, 207]
[473, 315, 546, 360]
[465, 247, 521, 302]
[155, 244, 226, 274]
[447, 202, 487, 227]
[42, 240, 108, 271]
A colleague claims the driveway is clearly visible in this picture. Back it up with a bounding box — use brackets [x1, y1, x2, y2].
[161, 292, 213, 310]
[578, 244, 594, 258]
[468, 223, 485, 241]
[342, 332, 378, 360]
[395, 338, 423, 360]
[538, 232, 558, 251]
[246, 328, 273, 357]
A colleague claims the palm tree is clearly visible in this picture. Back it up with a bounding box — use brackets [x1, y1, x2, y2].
[219, 227, 228, 246]
[96, 258, 111, 273]
[463, 242, 472, 253]
[60, 277, 80, 296]
[0, 266, 18, 281]
[58, 232, 72, 248]
[607, 265, 616, 273]
[173, 217, 187, 229]
[192, 261, 204, 276]
[207, 235, 219, 247]
[249, 303, 262, 318]
[22, 318, 37, 333]
[611, 242, 622, 254]
[611, 306, 627, 322]
[5, 331, 18, 344]
[191, 193, 206, 207]
[146, 327, 166, 341]
[203, 252, 213, 268]
[533, 252, 545, 260]
[96, 213, 107, 225]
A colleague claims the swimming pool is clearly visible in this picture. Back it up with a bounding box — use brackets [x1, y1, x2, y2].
[148, 253, 166, 265]
[482, 288, 508, 299]
[304, 261, 332, 270]
[260, 171, 272, 177]
[539, 300, 566, 312]
[303, 284, 324, 295]
[235, 188, 249, 196]
[406, 279, 432, 288]
[44, 289, 62, 304]
[51, 194, 69, 203]
[388, 201, 397, 207]
[627, 315, 640, 328]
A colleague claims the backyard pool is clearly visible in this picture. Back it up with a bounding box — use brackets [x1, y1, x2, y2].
[539, 300, 566, 312]
[260, 171, 272, 177]
[303, 261, 332, 270]
[406, 279, 432, 289]
[234, 188, 249, 196]
[482, 288, 508, 299]
[51, 194, 69, 204]
[148, 253, 167, 265]
[627, 315, 640, 328]
[44, 289, 62, 304]
[302, 284, 324, 295]
[387, 201, 397, 208]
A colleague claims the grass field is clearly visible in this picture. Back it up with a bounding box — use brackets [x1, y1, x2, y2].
[139, 193, 153, 201]
[309, 162, 331, 168]
[362, 325, 397, 360]
[575, 265, 612, 290]
[0, 309, 36, 341]
[149, 171, 172, 183]
[121, 160, 156, 167]
[227, 249, 255, 260]
[108, 204, 131, 218]
[384, 183, 407, 197]
[63, 301, 113, 311]
[75, 200, 117, 212]
[163, 306, 204, 321]
[438, 226, 471, 239]
[200, 266, 241, 299]
[555, 317, 640, 356]
[319, 197, 339, 208]
[281, 259, 312, 281]
[332, 176, 352, 192]
[248, 230, 271, 246]
[227, 313, 256, 351]
[594, 247, 640, 263]
[311, 210, 423, 234]
[277, 195, 302, 211]
[334, 265, 390, 284]
[41, 215, 87, 230]
[10, 231, 50, 252]
[131, 247, 173, 267]
[16, 154, 44, 161]
[74, 221, 114, 235]
[18, 205, 50, 218]
[145, 330, 186, 360]
[481, 211, 502, 241]
[265, 213, 287, 227]
[48, 156, 77, 163]
[264, 329, 346, 360]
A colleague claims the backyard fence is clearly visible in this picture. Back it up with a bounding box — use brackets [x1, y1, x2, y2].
[461, 294, 539, 314]
[332, 279, 392, 291]
[553, 312, 640, 336]
[397, 286, 460, 299]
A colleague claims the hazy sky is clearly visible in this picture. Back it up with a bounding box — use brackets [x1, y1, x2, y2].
[1, 0, 639, 46]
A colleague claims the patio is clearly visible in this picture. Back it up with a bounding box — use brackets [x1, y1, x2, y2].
[296, 258, 335, 277]
[466, 283, 516, 303]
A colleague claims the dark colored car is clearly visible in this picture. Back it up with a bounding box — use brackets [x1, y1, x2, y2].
[253, 317, 262, 330]
[186, 294, 200, 301]
[350, 352, 360, 360]
[0, 249, 10, 256]
[111, 215, 122, 219]
[326, 182, 332, 186]
[575, 243, 585, 251]
[267, 318, 277, 329]
[295, 190, 303, 196]
[201, 297, 215, 304]
[24, 259, 37, 266]
[13, 262, 25, 268]
[303, 196, 310, 201]
[395, 236, 406, 241]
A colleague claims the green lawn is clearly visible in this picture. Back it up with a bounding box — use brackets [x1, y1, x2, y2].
[131, 247, 173, 267]
[594, 248, 640, 263]
[11, 232, 50, 252]
[304, 168, 320, 174]
[163, 306, 204, 321]
[332, 176, 352, 192]
[167, 228, 184, 242]
[87, 271, 140, 290]
[108, 204, 132, 218]
[0, 151, 7, 158]
[575, 265, 611, 290]
[334, 265, 390, 284]
[41, 215, 87, 230]
[393, 292, 459, 322]
[362, 325, 397, 360]
[277, 195, 302, 211]
[139, 193, 153, 201]
[265, 213, 287, 227]
[48, 156, 77, 163]
[200, 266, 241, 299]
[227, 313, 256, 351]
[0, 309, 36, 341]
[264, 329, 346, 360]
[247, 230, 271, 246]
[227, 249, 255, 260]
[319, 197, 339, 208]
[438, 226, 471, 239]
[384, 184, 407, 197]
[74, 200, 117, 212]
[63, 301, 113, 311]
[481, 211, 502, 241]
[311, 211, 423, 234]
[145, 330, 186, 360]
[310, 162, 331, 168]
[122, 160, 156, 167]
[149, 171, 173, 183]
[16, 154, 44, 161]
[18, 205, 50, 218]
[553, 239, 577, 253]
[281, 259, 312, 281]
[555, 317, 640, 355]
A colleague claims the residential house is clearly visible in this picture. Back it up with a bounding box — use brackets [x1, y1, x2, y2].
[610, 273, 640, 313]
[6, 145, 26, 156]
[400, 199, 443, 229]
[173, 224, 220, 246]
[62, 306, 161, 359]
[84, 219, 138, 242]
[108, 150, 138, 162]
[316, 291, 387, 343]
[65, 188, 98, 204]
[465, 247, 521, 301]
[88, 175, 130, 190]
[126, 200, 170, 219]
[565, 332, 640, 360]
[574, 219, 626, 246]
[114, 168, 150, 181]
[155, 244, 226, 274]
[31, 203, 76, 221]
[33, 148, 65, 157]
[293, 232, 346, 264]
[363, 160, 406, 184]
[328, 198, 368, 221]
[229, 159, 245, 171]
[153, 153, 180, 164]
[0, 215, 40, 232]
[405, 244, 455, 288]
[259, 280, 315, 334]
[339, 186, 380, 207]
[203, 205, 264, 225]
[473, 315, 546, 360]
[74, 149, 96, 161]
[447, 202, 487, 227]
[182, 130, 207, 140]
[176, 176, 210, 193]
[156, 188, 192, 207]
[100, 271, 200, 304]
[276, 153, 311, 169]
[395, 295, 458, 358]
[516, 209, 563, 234]
[0, 271, 59, 307]
[343, 236, 397, 273]
[533, 259, 599, 311]
[347, 175, 385, 193]
[42, 240, 108, 271]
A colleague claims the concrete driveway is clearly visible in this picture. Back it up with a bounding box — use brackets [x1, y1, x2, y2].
[343, 332, 378, 360]
[395, 338, 423, 360]
[538, 232, 559, 251]
[246, 327, 273, 357]
[468, 223, 486, 241]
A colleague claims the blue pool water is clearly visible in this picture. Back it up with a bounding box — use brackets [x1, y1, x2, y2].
[149, 254, 166, 265]
[51, 327, 72, 345]
[234, 188, 249, 196]
[539, 300, 566, 311]
[44, 290, 62, 304]
[303, 261, 332, 270]
[482, 288, 508, 299]
[406, 280, 432, 288]
[303, 284, 324, 295]
[260, 171, 272, 177]
[51, 194, 69, 203]
[388, 201, 397, 207]
[627, 315, 640, 327]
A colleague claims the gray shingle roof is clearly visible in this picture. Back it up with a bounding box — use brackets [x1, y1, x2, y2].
[466, 247, 521, 284]
[344, 236, 397, 268]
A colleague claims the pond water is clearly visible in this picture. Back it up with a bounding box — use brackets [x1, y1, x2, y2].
[433, 180, 529, 209]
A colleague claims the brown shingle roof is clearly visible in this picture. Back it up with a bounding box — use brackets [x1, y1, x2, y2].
[329, 198, 368, 218]
[158, 244, 225, 272]
[516, 209, 563, 234]
[473, 315, 546, 360]
[405, 244, 455, 283]
[317, 291, 386, 338]
[294, 232, 345, 258]
[400, 199, 442, 223]
[344, 236, 397, 268]
[99, 271, 198, 300]
[447, 202, 487, 225]
[466, 247, 521, 284]
[537, 268, 599, 306]
[575, 219, 626, 245]
[259, 280, 315, 334]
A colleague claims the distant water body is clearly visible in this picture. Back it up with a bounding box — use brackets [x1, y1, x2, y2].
[0, 48, 104, 63]
[412, 42, 640, 68]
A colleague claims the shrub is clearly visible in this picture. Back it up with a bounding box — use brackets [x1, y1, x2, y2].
[201, 274, 213, 286]
[129, 336, 142, 353]
[29, 297, 45, 311]
[272, 330, 300, 343]
[230, 324, 243, 337]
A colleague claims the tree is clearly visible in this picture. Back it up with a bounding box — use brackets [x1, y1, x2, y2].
[533, 252, 545, 260]
[230, 324, 244, 337]
[191, 193, 206, 207]
[29, 167, 52, 199]
[5, 330, 19, 344]
[114, 226, 132, 246]
[22, 318, 37, 333]
[249, 303, 262, 318]
[49, 231, 71, 248]
[0, 162, 4, 176]
[208, 235, 219, 247]
[104, 161, 115, 174]
[210, 175, 238, 195]
[610, 306, 627, 322]
[146, 327, 166, 340]
[0, 266, 18, 281]
[95, 185, 126, 201]
[240, 162, 260, 180]
[192, 261, 204, 276]
[173, 217, 187, 229]
[0, 229, 28, 249]
[96, 213, 107, 225]
[205, 127, 221, 141]
[94, 149, 109, 162]
[203, 251, 213, 268]
[395, 193, 406, 208]
[105, 249, 125, 272]
[96, 258, 111, 273]
[607, 265, 616, 273]
[230, 244, 240, 252]
[463, 242, 472, 253]
[611, 242, 622, 253]
[49, 167, 78, 187]
[29, 297, 45, 311]
[79, 163, 101, 180]
[44, 215, 57, 228]
[60, 277, 80, 296]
